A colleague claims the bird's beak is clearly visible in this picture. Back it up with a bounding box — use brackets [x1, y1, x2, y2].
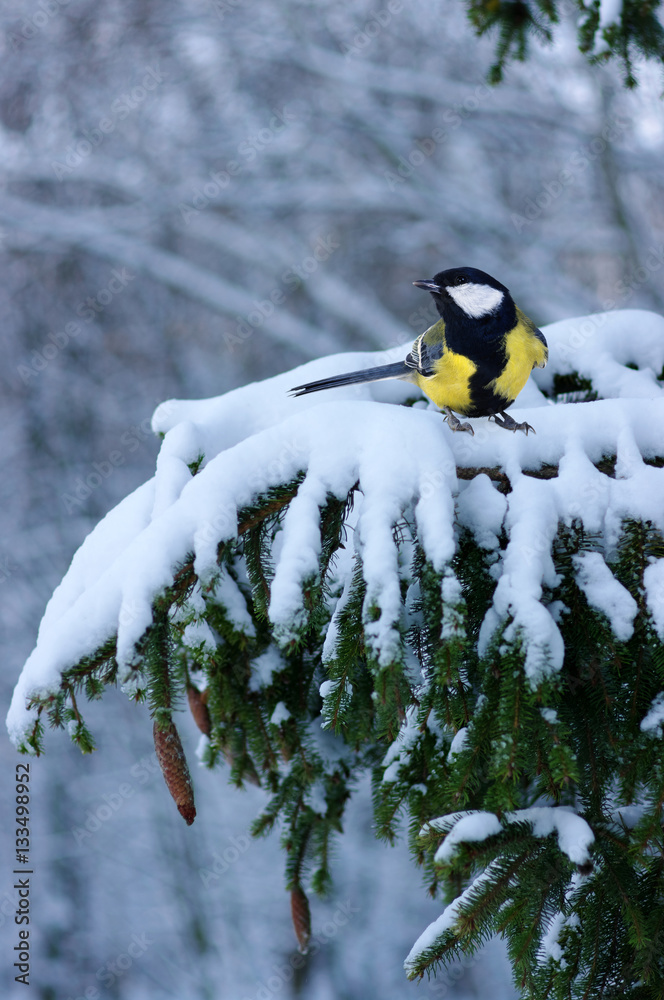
[413, 279, 441, 292]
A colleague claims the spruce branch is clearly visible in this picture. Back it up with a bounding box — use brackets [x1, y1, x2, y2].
[15, 371, 664, 997]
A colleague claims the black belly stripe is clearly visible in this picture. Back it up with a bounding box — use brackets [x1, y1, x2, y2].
[463, 347, 512, 417]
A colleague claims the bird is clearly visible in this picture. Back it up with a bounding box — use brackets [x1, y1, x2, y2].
[290, 266, 548, 435]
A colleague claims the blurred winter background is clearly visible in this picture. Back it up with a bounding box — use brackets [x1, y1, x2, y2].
[1, 0, 663, 997]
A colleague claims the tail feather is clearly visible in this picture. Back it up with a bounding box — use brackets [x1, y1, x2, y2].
[290, 361, 409, 397]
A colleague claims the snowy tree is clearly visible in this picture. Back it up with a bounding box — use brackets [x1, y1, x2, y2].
[2, 0, 663, 996]
[9, 304, 664, 997]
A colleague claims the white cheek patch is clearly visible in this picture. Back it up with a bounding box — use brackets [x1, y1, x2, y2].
[447, 283, 504, 318]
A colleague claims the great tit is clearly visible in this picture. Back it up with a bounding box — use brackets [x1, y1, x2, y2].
[290, 266, 548, 435]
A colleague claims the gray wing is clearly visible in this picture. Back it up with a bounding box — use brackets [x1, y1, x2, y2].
[405, 332, 444, 378]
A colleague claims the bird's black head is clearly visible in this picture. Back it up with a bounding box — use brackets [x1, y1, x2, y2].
[413, 267, 512, 322]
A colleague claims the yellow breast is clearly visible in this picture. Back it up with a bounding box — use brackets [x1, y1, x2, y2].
[488, 318, 548, 403]
[415, 350, 477, 413]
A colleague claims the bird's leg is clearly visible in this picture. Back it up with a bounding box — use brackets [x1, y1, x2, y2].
[442, 406, 474, 436]
[490, 411, 536, 435]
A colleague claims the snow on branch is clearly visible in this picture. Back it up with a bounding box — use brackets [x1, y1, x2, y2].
[7, 308, 664, 749]
[8, 306, 664, 990]
[405, 805, 594, 972]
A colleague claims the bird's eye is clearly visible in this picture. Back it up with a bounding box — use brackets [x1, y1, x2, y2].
[453, 275, 467, 285]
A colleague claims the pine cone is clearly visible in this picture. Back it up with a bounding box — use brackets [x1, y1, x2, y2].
[290, 884, 311, 954]
[153, 718, 196, 825]
[187, 684, 211, 736]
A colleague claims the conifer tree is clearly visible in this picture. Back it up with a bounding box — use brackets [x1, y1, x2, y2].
[8, 308, 664, 997]
[465, 0, 664, 86]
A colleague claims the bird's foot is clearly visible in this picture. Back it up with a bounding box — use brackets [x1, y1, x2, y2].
[490, 411, 536, 435]
[443, 407, 474, 436]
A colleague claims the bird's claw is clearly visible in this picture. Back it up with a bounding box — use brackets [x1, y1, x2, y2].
[490, 412, 536, 435]
[443, 407, 475, 436]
